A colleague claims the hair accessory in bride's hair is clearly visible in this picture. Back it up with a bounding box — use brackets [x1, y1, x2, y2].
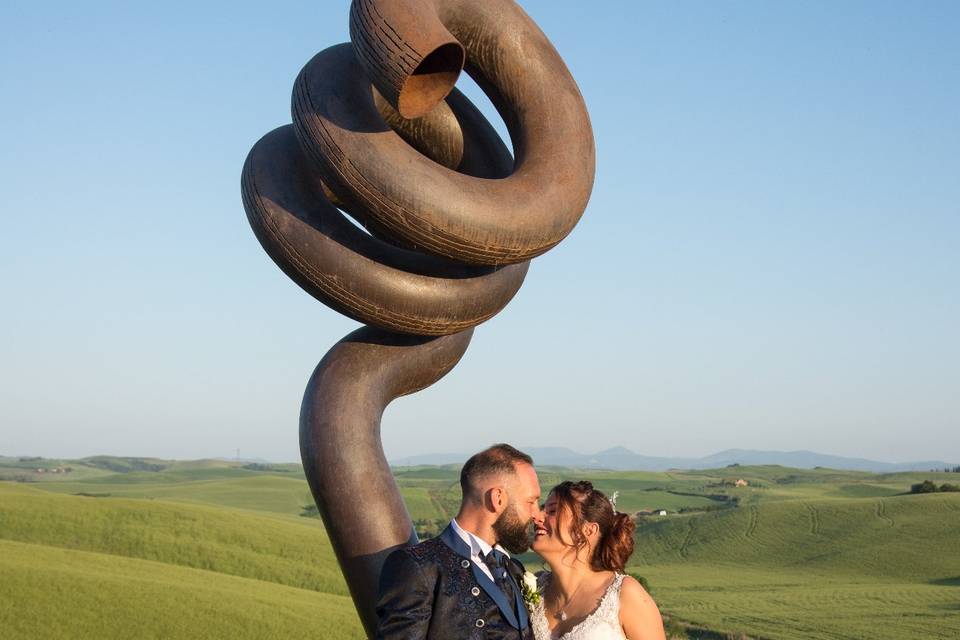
[608, 491, 619, 512]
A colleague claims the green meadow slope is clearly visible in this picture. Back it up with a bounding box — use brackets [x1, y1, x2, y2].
[3, 458, 959, 639]
[0, 482, 363, 639]
[629, 492, 960, 639]
[0, 483, 346, 594]
[0, 539, 362, 640]
[35, 464, 455, 522]
[36, 472, 318, 519]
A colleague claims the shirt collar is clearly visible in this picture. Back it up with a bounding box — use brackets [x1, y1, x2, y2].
[450, 518, 496, 557]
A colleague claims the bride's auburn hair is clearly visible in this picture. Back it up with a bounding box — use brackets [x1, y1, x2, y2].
[550, 480, 635, 573]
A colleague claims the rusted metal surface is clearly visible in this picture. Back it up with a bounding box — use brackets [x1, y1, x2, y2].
[299, 0, 595, 266]
[241, 0, 594, 635]
[300, 327, 474, 630]
[242, 123, 523, 336]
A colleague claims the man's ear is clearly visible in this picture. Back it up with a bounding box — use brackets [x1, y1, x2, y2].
[487, 486, 507, 514]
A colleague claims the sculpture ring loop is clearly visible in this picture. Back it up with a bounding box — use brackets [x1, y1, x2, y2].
[241, 113, 526, 335]
[293, 0, 596, 266]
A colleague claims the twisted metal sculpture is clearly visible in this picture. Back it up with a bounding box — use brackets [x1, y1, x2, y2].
[242, 0, 594, 634]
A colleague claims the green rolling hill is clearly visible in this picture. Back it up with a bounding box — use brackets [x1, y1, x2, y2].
[0, 482, 363, 639]
[0, 482, 345, 594]
[628, 492, 960, 639]
[636, 492, 960, 577]
[2, 456, 959, 638]
[0, 538, 361, 640]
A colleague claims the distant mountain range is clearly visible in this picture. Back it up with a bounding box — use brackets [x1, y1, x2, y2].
[3, 449, 954, 475]
[390, 447, 959, 473]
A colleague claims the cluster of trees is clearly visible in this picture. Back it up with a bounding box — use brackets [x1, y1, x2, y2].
[910, 480, 960, 494]
[242, 463, 291, 472]
[413, 518, 449, 539]
[87, 457, 166, 473]
[930, 466, 960, 473]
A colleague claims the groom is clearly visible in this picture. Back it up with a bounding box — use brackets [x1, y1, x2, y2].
[376, 444, 541, 639]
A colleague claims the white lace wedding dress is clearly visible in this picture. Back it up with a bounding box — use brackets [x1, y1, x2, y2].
[530, 572, 627, 640]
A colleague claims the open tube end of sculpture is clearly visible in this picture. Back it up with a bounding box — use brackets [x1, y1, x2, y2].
[350, 0, 465, 119]
[242, 1, 594, 635]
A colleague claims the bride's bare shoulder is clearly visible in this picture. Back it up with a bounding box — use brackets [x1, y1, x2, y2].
[619, 576, 666, 640]
[619, 575, 653, 601]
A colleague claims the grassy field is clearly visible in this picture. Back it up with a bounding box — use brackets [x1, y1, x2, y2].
[0, 483, 347, 593]
[0, 538, 362, 639]
[1, 455, 958, 639]
[629, 492, 960, 639]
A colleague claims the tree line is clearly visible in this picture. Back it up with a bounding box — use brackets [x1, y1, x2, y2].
[910, 480, 960, 494]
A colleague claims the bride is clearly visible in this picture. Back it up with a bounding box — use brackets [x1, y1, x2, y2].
[530, 481, 666, 640]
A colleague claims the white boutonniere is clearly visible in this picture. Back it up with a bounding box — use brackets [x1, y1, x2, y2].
[521, 571, 541, 609]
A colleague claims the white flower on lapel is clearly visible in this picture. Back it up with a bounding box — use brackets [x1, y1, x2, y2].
[520, 571, 541, 609]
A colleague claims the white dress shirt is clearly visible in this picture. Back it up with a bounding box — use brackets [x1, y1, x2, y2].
[450, 518, 509, 582]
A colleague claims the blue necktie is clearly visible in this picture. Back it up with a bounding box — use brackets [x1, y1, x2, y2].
[483, 550, 518, 614]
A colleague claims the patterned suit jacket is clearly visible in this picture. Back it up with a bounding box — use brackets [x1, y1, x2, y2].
[375, 525, 533, 640]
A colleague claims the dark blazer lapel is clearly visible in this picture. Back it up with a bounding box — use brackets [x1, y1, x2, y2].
[505, 557, 530, 629]
[514, 585, 528, 630]
[438, 525, 522, 629]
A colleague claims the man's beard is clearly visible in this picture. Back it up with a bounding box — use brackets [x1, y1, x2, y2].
[492, 501, 532, 554]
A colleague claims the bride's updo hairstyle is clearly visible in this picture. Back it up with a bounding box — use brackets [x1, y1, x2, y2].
[550, 480, 636, 573]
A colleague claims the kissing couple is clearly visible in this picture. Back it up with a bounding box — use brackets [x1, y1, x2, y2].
[376, 444, 666, 639]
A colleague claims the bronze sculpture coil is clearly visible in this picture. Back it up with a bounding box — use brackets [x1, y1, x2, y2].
[295, 0, 595, 265]
[242, 121, 525, 336]
[241, 0, 594, 634]
[299, 327, 474, 636]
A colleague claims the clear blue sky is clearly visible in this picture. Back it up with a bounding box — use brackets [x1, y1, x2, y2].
[1, 1, 957, 463]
